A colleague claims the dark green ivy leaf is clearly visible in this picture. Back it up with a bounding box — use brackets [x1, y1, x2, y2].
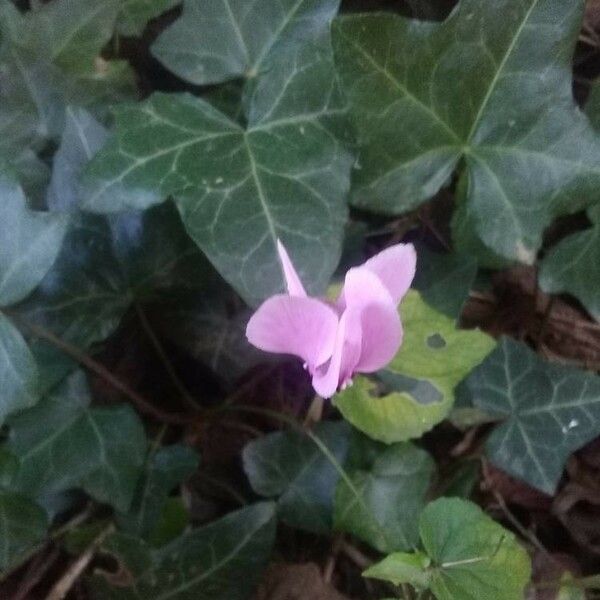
[412, 245, 478, 318]
[243, 421, 351, 534]
[117, 444, 199, 540]
[334, 441, 435, 553]
[333, 0, 600, 264]
[539, 85, 600, 321]
[16, 108, 209, 388]
[0, 490, 48, 572]
[6, 371, 147, 512]
[90, 502, 276, 599]
[464, 337, 600, 494]
[539, 205, 600, 321]
[117, 0, 180, 37]
[151, 0, 340, 85]
[0, 0, 135, 176]
[84, 34, 352, 305]
[0, 314, 38, 426]
[0, 175, 68, 307]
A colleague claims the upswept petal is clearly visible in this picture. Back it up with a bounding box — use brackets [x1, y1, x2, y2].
[246, 295, 338, 369]
[342, 266, 402, 373]
[311, 308, 362, 399]
[277, 239, 306, 297]
[362, 243, 416, 304]
[343, 265, 396, 310]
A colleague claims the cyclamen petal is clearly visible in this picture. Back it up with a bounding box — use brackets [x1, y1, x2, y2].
[277, 240, 306, 297]
[246, 239, 416, 398]
[246, 294, 338, 370]
[363, 243, 416, 304]
[312, 308, 362, 398]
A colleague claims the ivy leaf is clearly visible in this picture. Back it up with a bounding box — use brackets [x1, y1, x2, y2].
[0, 0, 135, 164]
[117, 0, 180, 37]
[365, 498, 531, 600]
[6, 372, 147, 512]
[334, 291, 495, 443]
[47, 106, 109, 212]
[117, 445, 199, 539]
[151, 0, 340, 85]
[0, 314, 38, 426]
[539, 205, 600, 321]
[334, 441, 435, 553]
[464, 337, 600, 494]
[90, 502, 276, 599]
[84, 34, 352, 304]
[539, 88, 600, 321]
[15, 109, 208, 388]
[333, 0, 600, 263]
[0, 175, 68, 307]
[0, 490, 48, 572]
[412, 245, 478, 318]
[243, 422, 351, 534]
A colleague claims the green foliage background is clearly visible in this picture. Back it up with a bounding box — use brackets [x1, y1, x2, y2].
[1, 0, 600, 598]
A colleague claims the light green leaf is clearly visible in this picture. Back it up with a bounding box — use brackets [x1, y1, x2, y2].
[0, 176, 68, 307]
[364, 551, 432, 590]
[117, 445, 199, 539]
[332, 0, 600, 263]
[0, 313, 38, 426]
[0, 490, 48, 572]
[243, 421, 351, 534]
[464, 337, 600, 494]
[365, 498, 531, 600]
[334, 291, 495, 443]
[334, 442, 435, 553]
[117, 0, 180, 37]
[151, 0, 340, 84]
[6, 372, 147, 512]
[90, 502, 276, 599]
[84, 34, 352, 305]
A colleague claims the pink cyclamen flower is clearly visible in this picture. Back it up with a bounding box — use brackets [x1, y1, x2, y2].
[246, 240, 416, 398]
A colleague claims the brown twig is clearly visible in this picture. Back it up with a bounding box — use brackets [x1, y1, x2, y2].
[46, 525, 114, 600]
[8, 313, 192, 425]
[12, 546, 60, 600]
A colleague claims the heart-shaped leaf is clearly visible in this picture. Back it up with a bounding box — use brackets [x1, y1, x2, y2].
[365, 498, 531, 600]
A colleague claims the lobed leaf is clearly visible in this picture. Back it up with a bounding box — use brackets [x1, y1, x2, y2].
[464, 337, 600, 494]
[84, 33, 352, 305]
[90, 502, 276, 599]
[333, 0, 600, 264]
[5, 372, 147, 512]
